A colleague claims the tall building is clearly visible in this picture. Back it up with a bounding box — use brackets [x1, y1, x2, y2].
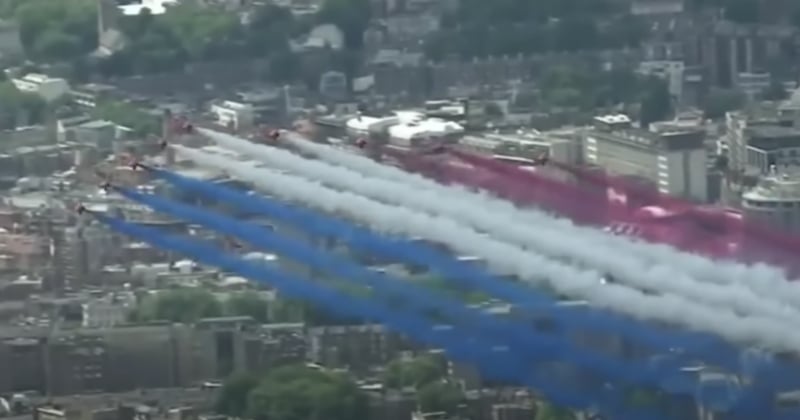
[584, 115, 709, 201]
[742, 173, 800, 233]
[95, 0, 126, 57]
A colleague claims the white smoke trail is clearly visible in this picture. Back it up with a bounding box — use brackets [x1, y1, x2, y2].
[280, 131, 800, 307]
[192, 129, 800, 325]
[176, 145, 800, 353]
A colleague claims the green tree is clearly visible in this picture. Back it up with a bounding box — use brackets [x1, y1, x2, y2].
[0, 81, 46, 130]
[92, 101, 161, 136]
[484, 102, 504, 119]
[427, 0, 640, 59]
[246, 365, 368, 420]
[226, 292, 270, 323]
[383, 354, 447, 389]
[639, 77, 673, 127]
[317, 0, 371, 49]
[216, 373, 260, 417]
[14, 0, 97, 61]
[762, 78, 788, 101]
[130, 288, 223, 323]
[535, 402, 576, 420]
[417, 381, 465, 414]
[703, 88, 746, 120]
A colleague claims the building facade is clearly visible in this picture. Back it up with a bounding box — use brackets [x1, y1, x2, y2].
[584, 115, 708, 201]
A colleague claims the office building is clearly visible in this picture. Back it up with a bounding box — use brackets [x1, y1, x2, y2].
[742, 173, 800, 233]
[584, 115, 708, 201]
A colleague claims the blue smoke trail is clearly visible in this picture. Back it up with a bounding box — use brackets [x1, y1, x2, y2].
[147, 167, 739, 369]
[117, 186, 693, 392]
[92, 213, 669, 420]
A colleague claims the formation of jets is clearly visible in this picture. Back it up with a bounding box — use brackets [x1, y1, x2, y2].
[77, 118, 549, 217]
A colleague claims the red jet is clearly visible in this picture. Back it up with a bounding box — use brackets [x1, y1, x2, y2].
[355, 138, 367, 149]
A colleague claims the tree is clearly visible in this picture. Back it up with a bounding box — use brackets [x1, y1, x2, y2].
[762, 78, 788, 101]
[383, 354, 447, 389]
[92, 101, 161, 136]
[129, 288, 223, 323]
[424, 0, 642, 59]
[702, 88, 746, 120]
[216, 373, 260, 417]
[0, 81, 46, 130]
[317, 0, 371, 49]
[535, 402, 577, 420]
[417, 381, 465, 414]
[484, 102, 504, 119]
[226, 292, 270, 323]
[246, 365, 368, 420]
[14, 0, 97, 61]
[639, 77, 673, 127]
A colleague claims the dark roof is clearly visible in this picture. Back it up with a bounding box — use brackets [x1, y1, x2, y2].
[747, 125, 800, 151]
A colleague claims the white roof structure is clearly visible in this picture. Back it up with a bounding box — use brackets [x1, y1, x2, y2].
[118, 0, 179, 15]
[345, 115, 399, 132]
[388, 116, 463, 140]
[743, 174, 800, 202]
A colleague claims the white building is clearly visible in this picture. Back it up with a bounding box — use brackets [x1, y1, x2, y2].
[81, 298, 132, 328]
[387, 111, 463, 148]
[742, 173, 800, 233]
[11, 73, 69, 102]
[345, 114, 400, 138]
[736, 72, 771, 99]
[631, 0, 684, 15]
[118, 0, 180, 15]
[585, 115, 708, 201]
[210, 100, 255, 131]
[459, 128, 582, 165]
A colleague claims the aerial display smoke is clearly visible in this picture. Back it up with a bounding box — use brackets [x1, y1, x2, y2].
[270, 132, 797, 307]
[117, 186, 715, 392]
[93, 213, 711, 418]
[173, 144, 800, 357]
[449, 148, 800, 273]
[180, 137, 800, 325]
[147, 163, 730, 363]
[154, 159, 780, 376]
[92, 214, 617, 409]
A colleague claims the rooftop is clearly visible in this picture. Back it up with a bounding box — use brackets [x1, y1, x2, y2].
[743, 173, 800, 201]
[747, 125, 800, 151]
[118, 0, 180, 15]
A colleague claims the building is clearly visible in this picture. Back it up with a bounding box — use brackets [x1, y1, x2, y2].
[11, 73, 70, 102]
[81, 297, 133, 328]
[459, 129, 582, 165]
[319, 71, 348, 99]
[0, 20, 23, 60]
[737, 72, 771, 99]
[698, 21, 798, 88]
[742, 173, 800, 233]
[631, 0, 684, 15]
[346, 114, 400, 139]
[637, 60, 684, 102]
[387, 112, 464, 148]
[70, 83, 117, 109]
[73, 120, 116, 154]
[307, 324, 410, 373]
[209, 101, 255, 131]
[743, 125, 800, 173]
[585, 114, 708, 201]
[117, 0, 180, 15]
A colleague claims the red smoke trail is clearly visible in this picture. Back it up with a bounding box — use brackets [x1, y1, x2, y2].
[446, 149, 800, 275]
[382, 147, 610, 225]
